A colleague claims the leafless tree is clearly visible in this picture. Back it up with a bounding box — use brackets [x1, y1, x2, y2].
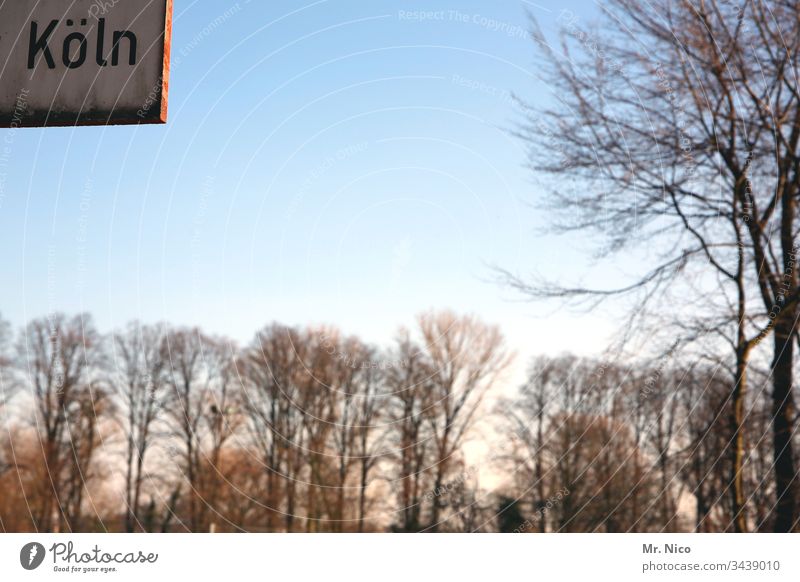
[15, 314, 103, 532]
[508, 0, 800, 531]
[161, 327, 239, 532]
[110, 322, 169, 532]
[242, 324, 310, 532]
[387, 331, 435, 532]
[496, 355, 563, 533]
[418, 311, 512, 531]
[195, 337, 242, 533]
[350, 351, 387, 532]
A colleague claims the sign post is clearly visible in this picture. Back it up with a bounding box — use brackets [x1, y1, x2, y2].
[0, 0, 173, 127]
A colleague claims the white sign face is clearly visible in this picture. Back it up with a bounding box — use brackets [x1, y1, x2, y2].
[0, 0, 173, 127]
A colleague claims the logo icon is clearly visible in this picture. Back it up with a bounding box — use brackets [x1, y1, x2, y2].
[20, 542, 46, 570]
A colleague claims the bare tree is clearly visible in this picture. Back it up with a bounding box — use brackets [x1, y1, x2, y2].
[198, 337, 243, 533]
[161, 327, 235, 532]
[16, 314, 102, 532]
[110, 322, 170, 532]
[351, 350, 387, 532]
[242, 324, 291, 531]
[510, 0, 800, 531]
[418, 311, 512, 531]
[499, 356, 659, 532]
[388, 331, 435, 532]
[242, 324, 310, 532]
[59, 383, 115, 532]
[496, 355, 561, 533]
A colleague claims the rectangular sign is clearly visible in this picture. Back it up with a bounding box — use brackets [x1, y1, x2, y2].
[0, 0, 173, 127]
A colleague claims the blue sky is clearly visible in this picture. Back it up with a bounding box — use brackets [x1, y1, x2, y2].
[0, 0, 615, 366]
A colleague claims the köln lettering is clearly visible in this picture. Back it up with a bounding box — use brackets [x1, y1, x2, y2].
[28, 18, 137, 70]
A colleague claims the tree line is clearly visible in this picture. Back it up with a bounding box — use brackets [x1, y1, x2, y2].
[0, 310, 793, 532]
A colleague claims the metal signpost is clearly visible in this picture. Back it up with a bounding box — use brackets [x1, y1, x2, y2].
[0, 0, 173, 127]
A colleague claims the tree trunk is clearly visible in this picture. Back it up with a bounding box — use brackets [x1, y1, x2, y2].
[771, 315, 798, 532]
[358, 462, 368, 532]
[131, 447, 146, 532]
[124, 431, 135, 532]
[430, 471, 444, 531]
[771, 188, 798, 533]
[729, 346, 749, 532]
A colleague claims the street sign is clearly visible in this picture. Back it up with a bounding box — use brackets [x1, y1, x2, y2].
[0, 0, 173, 127]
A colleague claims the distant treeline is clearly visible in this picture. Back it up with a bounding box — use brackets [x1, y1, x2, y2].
[0, 312, 791, 532]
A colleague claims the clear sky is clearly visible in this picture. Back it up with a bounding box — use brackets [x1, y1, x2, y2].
[0, 0, 616, 370]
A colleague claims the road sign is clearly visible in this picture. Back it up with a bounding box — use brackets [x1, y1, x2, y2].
[0, 0, 173, 127]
